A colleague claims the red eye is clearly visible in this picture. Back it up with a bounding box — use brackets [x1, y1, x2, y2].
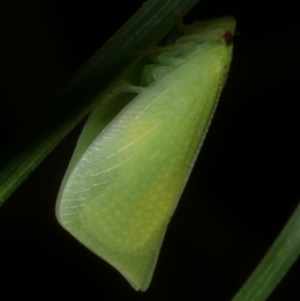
[223, 30, 233, 45]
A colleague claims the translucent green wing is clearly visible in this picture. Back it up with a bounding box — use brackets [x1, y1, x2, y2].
[56, 16, 235, 291]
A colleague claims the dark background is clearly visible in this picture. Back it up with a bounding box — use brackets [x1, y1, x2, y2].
[1, 0, 300, 300]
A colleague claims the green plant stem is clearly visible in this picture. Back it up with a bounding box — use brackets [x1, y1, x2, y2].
[231, 202, 300, 301]
[0, 0, 200, 206]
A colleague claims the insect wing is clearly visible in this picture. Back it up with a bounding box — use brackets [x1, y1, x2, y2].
[56, 21, 234, 291]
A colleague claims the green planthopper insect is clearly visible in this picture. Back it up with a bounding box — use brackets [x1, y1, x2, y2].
[56, 16, 236, 291]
